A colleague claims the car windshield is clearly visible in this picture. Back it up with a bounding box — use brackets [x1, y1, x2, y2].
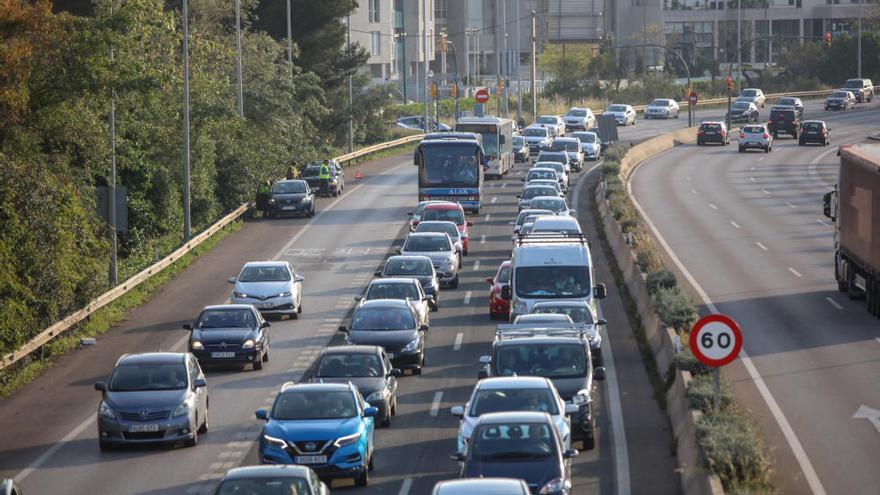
[566, 109, 587, 117]
[417, 223, 460, 240]
[701, 124, 722, 131]
[743, 125, 765, 133]
[109, 363, 188, 391]
[404, 235, 451, 252]
[832, 92, 849, 98]
[547, 140, 579, 152]
[496, 265, 511, 284]
[351, 307, 416, 331]
[495, 343, 588, 378]
[649, 99, 668, 106]
[537, 116, 557, 124]
[538, 162, 565, 174]
[300, 166, 321, 177]
[778, 98, 796, 106]
[513, 136, 524, 146]
[196, 308, 256, 329]
[272, 181, 307, 194]
[385, 259, 432, 276]
[732, 103, 750, 110]
[538, 152, 567, 163]
[533, 305, 595, 324]
[523, 127, 548, 137]
[470, 388, 559, 416]
[802, 122, 823, 131]
[522, 188, 557, 200]
[317, 353, 382, 378]
[515, 265, 591, 298]
[366, 282, 420, 300]
[607, 105, 627, 112]
[272, 390, 357, 420]
[217, 479, 310, 495]
[741, 89, 757, 97]
[422, 209, 464, 224]
[527, 170, 556, 181]
[573, 132, 597, 143]
[529, 198, 567, 212]
[238, 265, 290, 283]
[470, 422, 555, 459]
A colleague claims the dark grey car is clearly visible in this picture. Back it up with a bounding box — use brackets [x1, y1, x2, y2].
[215, 465, 329, 495]
[268, 180, 315, 218]
[340, 299, 428, 374]
[95, 352, 208, 449]
[377, 255, 441, 310]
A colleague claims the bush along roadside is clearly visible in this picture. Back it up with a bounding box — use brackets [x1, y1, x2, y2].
[600, 143, 776, 493]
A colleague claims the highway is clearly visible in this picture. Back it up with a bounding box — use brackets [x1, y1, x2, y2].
[631, 101, 880, 494]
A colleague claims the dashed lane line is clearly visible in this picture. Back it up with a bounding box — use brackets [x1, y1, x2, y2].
[709, 203, 718, 210]
[480, 234, 486, 245]
[825, 297, 843, 310]
[730, 221, 742, 229]
[788, 267, 804, 278]
[491, 196, 498, 204]
[453, 333, 463, 351]
[756, 242, 768, 251]
[430, 392, 443, 417]
[463, 291, 472, 305]
[473, 259, 480, 271]
[786, 202, 798, 209]
[398, 478, 413, 495]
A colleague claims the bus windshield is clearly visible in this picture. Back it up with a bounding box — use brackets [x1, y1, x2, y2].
[420, 143, 481, 188]
[456, 124, 498, 156]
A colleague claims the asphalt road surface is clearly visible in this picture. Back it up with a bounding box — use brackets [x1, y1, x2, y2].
[631, 100, 880, 494]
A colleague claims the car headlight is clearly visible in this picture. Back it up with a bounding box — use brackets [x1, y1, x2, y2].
[365, 391, 385, 402]
[540, 477, 569, 494]
[301, 196, 312, 203]
[277, 291, 292, 298]
[233, 291, 248, 298]
[99, 400, 116, 420]
[403, 336, 420, 352]
[268, 198, 276, 205]
[242, 339, 255, 349]
[172, 401, 191, 418]
[191, 340, 204, 350]
[262, 433, 288, 449]
[333, 432, 362, 447]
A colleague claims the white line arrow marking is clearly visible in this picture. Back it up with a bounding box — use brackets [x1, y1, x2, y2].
[854, 405, 880, 433]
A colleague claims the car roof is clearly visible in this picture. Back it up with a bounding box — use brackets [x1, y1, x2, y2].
[424, 202, 462, 211]
[529, 167, 557, 173]
[387, 255, 433, 263]
[513, 242, 590, 265]
[118, 352, 186, 366]
[497, 260, 511, 268]
[201, 304, 254, 311]
[274, 179, 307, 185]
[407, 232, 450, 239]
[475, 411, 552, 424]
[802, 120, 826, 124]
[517, 313, 572, 322]
[477, 376, 552, 389]
[319, 345, 383, 356]
[241, 261, 288, 267]
[358, 299, 411, 309]
[530, 196, 565, 202]
[369, 277, 419, 285]
[221, 465, 312, 481]
[281, 382, 351, 393]
[434, 478, 529, 495]
[532, 216, 578, 227]
[700, 121, 724, 125]
[553, 137, 578, 142]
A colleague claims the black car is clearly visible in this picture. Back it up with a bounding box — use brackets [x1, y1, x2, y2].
[825, 90, 855, 111]
[451, 411, 577, 495]
[512, 135, 530, 162]
[767, 108, 799, 139]
[310, 345, 400, 427]
[726, 101, 759, 123]
[301, 161, 343, 197]
[340, 299, 428, 374]
[798, 120, 830, 146]
[185, 304, 270, 370]
[376, 255, 440, 310]
[214, 465, 329, 495]
[268, 180, 315, 218]
[696, 121, 729, 146]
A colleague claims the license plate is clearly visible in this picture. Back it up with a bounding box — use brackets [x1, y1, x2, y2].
[129, 424, 159, 433]
[705, 131, 716, 135]
[295, 455, 327, 464]
[282, 206, 297, 210]
[256, 302, 273, 309]
[211, 352, 235, 358]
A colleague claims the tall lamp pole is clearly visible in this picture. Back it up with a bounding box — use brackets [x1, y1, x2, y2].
[858, 0, 863, 78]
[286, 0, 293, 78]
[736, 0, 742, 91]
[234, 0, 244, 117]
[182, 0, 191, 241]
[422, 0, 429, 129]
[108, 0, 118, 286]
[446, 40, 461, 120]
[347, 15, 353, 153]
[516, 0, 522, 122]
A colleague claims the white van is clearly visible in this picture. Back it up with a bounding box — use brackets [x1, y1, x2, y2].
[502, 233, 606, 321]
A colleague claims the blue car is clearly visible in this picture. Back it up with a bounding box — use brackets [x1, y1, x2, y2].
[256, 382, 377, 487]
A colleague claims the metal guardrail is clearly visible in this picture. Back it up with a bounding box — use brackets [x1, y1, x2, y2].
[1, 134, 426, 372]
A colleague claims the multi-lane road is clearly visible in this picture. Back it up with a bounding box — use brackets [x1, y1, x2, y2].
[631, 100, 880, 494]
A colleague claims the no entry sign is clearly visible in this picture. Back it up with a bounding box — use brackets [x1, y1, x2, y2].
[475, 88, 490, 103]
[689, 314, 743, 367]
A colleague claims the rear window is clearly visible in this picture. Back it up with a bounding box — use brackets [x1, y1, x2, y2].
[802, 122, 823, 131]
[700, 123, 722, 131]
[423, 208, 464, 224]
[772, 110, 794, 120]
[743, 125, 765, 133]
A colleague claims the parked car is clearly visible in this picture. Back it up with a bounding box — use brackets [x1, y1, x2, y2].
[375, 255, 440, 310]
[420, 202, 473, 255]
[95, 352, 208, 449]
[697, 121, 730, 146]
[843, 78, 874, 102]
[771, 96, 804, 119]
[186, 304, 270, 370]
[487, 261, 512, 320]
[570, 131, 601, 160]
[563, 107, 596, 131]
[512, 135, 530, 162]
[228, 261, 304, 318]
[214, 465, 329, 495]
[798, 120, 831, 146]
[825, 90, 856, 111]
[300, 160, 344, 197]
[340, 299, 428, 374]
[767, 107, 800, 139]
[311, 345, 400, 427]
[398, 232, 460, 288]
[644, 98, 680, 119]
[738, 124, 773, 153]
[726, 101, 759, 123]
[357, 277, 432, 328]
[522, 126, 552, 153]
[267, 180, 315, 218]
[604, 104, 636, 126]
[431, 478, 530, 495]
[738, 88, 766, 108]
[535, 115, 565, 137]
[256, 382, 376, 486]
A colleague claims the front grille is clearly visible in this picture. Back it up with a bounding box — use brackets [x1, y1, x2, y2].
[291, 440, 329, 453]
[123, 430, 166, 440]
[205, 343, 243, 350]
[120, 410, 170, 421]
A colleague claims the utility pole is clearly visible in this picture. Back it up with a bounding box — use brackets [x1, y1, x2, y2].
[530, 10, 537, 119]
[502, 0, 509, 118]
[182, 0, 191, 241]
[465, 29, 470, 88]
[422, 0, 429, 130]
[347, 15, 353, 153]
[286, 0, 293, 78]
[441, 33, 447, 85]
[643, 0, 647, 103]
[400, 3, 407, 102]
[858, 0, 863, 78]
[235, 0, 244, 118]
[108, 0, 117, 287]
[516, 0, 522, 123]
[736, 0, 742, 91]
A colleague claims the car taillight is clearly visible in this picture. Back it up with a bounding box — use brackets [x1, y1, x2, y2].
[762, 133, 769, 139]
[720, 131, 726, 136]
[739, 133, 745, 139]
[698, 130, 704, 135]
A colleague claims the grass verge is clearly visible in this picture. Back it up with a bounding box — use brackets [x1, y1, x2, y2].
[0, 219, 244, 398]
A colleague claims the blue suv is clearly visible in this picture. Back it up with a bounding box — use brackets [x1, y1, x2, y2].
[256, 382, 377, 487]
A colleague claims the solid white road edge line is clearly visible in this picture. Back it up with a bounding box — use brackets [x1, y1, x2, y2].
[756, 242, 768, 251]
[825, 297, 843, 310]
[398, 478, 413, 495]
[430, 391, 443, 417]
[453, 333, 463, 351]
[627, 155, 828, 495]
[788, 267, 804, 278]
[14, 414, 95, 484]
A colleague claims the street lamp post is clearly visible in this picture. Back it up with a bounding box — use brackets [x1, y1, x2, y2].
[234, 0, 243, 118]
[286, 0, 293, 78]
[182, 0, 191, 241]
[736, 0, 742, 92]
[858, 0, 863, 78]
[446, 40, 461, 121]
[422, 0, 428, 130]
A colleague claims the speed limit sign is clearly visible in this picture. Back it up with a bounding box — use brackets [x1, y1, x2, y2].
[689, 314, 743, 367]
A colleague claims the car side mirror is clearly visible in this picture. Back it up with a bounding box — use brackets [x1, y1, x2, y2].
[569, 209, 576, 214]
[500, 286, 512, 300]
[227, 277, 236, 284]
[261, 321, 271, 328]
[564, 403, 579, 415]
[520, 178, 526, 182]
[394, 246, 402, 254]
[193, 378, 207, 389]
[597, 318, 607, 326]
[94, 381, 107, 392]
[450, 452, 465, 462]
[563, 449, 580, 459]
[423, 295, 434, 302]
[407, 211, 414, 216]
[255, 409, 268, 421]
[466, 221, 474, 227]
[389, 368, 402, 378]
[354, 295, 363, 301]
[593, 367, 607, 381]
[338, 325, 348, 332]
[594, 283, 607, 299]
[419, 324, 429, 332]
[183, 323, 193, 330]
[485, 277, 494, 284]
[374, 270, 382, 277]
[478, 369, 489, 380]
[479, 355, 491, 365]
[294, 275, 304, 283]
[450, 405, 465, 418]
[560, 192, 566, 197]
[515, 195, 522, 199]
[364, 406, 378, 418]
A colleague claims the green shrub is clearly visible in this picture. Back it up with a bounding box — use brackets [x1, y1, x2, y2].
[696, 411, 775, 492]
[646, 268, 677, 294]
[675, 346, 711, 376]
[651, 286, 698, 331]
[686, 372, 734, 412]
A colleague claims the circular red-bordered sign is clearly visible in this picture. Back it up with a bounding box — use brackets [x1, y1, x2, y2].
[689, 314, 743, 367]
[475, 88, 490, 103]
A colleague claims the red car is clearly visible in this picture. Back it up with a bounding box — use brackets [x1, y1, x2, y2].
[420, 202, 474, 255]
[486, 261, 511, 319]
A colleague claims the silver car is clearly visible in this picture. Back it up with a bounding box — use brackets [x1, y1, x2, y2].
[450, 376, 576, 453]
[356, 277, 432, 328]
[535, 115, 565, 137]
[528, 196, 574, 217]
[432, 478, 530, 495]
[570, 131, 601, 161]
[604, 104, 636, 126]
[416, 220, 464, 258]
[228, 261, 304, 318]
[518, 185, 560, 211]
[534, 161, 569, 190]
[738, 124, 773, 153]
[398, 232, 460, 288]
[644, 98, 680, 119]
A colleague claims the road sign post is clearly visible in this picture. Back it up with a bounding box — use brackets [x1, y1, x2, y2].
[688, 91, 698, 127]
[689, 314, 743, 414]
[475, 87, 489, 104]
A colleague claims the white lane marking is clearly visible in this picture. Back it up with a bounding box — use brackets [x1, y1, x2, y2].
[690, 188, 698, 195]
[762, 188, 771, 195]
[708, 203, 718, 210]
[473, 259, 480, 271]
[398, 478, 413, 495]
[808, 144, 843, 188]
[430, 391, 443, 417]
[757, 158, 765, 162]
[825, 297, 843, 310]
[756, 242, 768, 251]
[491, 196, 498, 204]
[788, 267, 804, 278]
[750, 176, 756, 182]
[500, 182, 507, 189]
[14, 413, 95, 483]
[817, 219, 828, 226]
[750, 166, 756, 171]
[730, 221, 742, 229]
[485, 214, 492, 222]
[628, 166, 828, 495]
[480, 234, 486, 244]
[875, 338, 880, 345]
[453, 333, 463, 351]
[463, 291, 472, 305]
[786, 202, 798, 209]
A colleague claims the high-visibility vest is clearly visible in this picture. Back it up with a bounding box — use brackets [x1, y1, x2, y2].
[319, 164, 331, 179]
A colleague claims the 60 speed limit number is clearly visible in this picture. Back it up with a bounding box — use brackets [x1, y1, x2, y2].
[689, 314, 743, 367]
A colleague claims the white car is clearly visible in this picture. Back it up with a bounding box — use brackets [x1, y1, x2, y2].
[523, 179, 564, 197]
[534, 161, 569, 191]
[416, 220, 465, 258]
[570, 131, 601, 160]
[738, 88, 766, 108]
[398, 232, 461, 288]
[564, 107, 596, 131]
[644, 98, 680, 119]
[228, 261, 304, 318]
[605, 104, 636, 126]
[530, 215, 582, 235]
[450, 376, 576, 453]
[522, 125, 552, 152]
[535, 115, 565, 137]
[518, 184, 560, 211]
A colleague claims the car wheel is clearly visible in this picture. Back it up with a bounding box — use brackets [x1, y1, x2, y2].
[583, 419, 596, 451]
[798, 139, 804, 146]
[697, 140, 702, 146]
[450, 275, 459, 289]
[354, 467, 369, 487]
[198, 405, 209, 434]
[772, 132, 778, 139]
[262, 347, 270, 362]
[253, 356, 263, 370]
[185, 421, 198, 447]
[381, 409, 392, 428]
[738, 146, 744, 153]
[99, 439, 113, 451]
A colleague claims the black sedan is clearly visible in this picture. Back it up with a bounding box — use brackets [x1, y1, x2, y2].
[186, 304, 270, 370]
[310, 345, 401, 427]
[339, 299, 428, 374]
[726, 101, 759, 123]
[267, 180, 315, 218]
[798, 120, 830, 146]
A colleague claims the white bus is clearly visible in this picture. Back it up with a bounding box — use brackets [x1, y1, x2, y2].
[455, 116, 514, 179]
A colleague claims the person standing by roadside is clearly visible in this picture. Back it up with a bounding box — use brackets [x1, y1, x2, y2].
[256, 180, 271, 217]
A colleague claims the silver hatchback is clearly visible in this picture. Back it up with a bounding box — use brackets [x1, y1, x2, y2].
[738, 124, 773, 153]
